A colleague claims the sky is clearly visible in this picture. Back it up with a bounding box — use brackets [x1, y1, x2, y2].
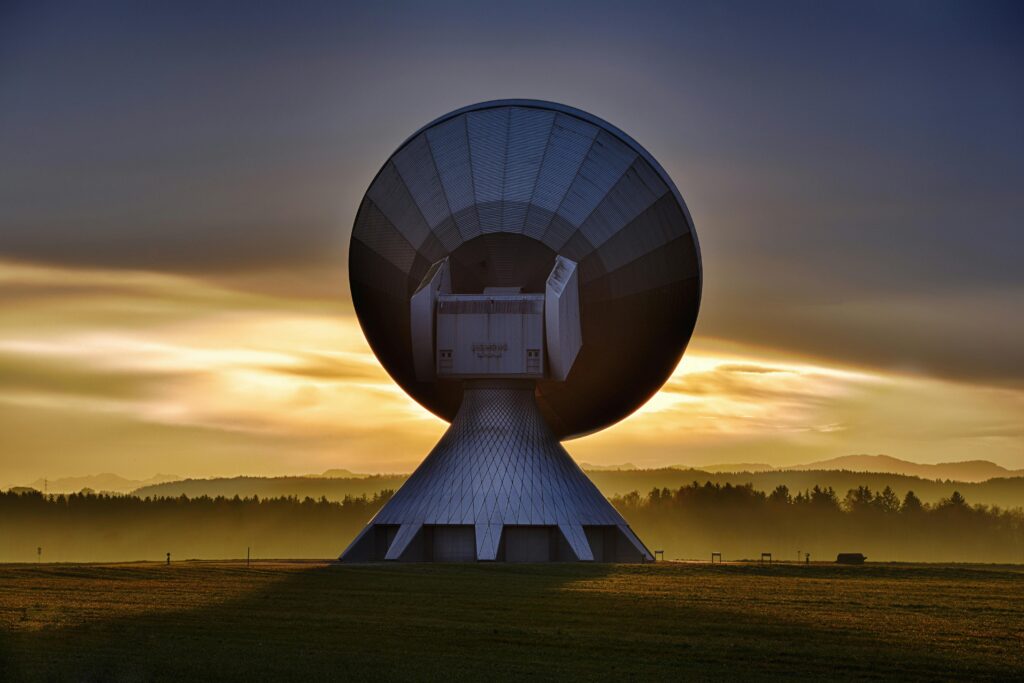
[1, 0, 1022, 484]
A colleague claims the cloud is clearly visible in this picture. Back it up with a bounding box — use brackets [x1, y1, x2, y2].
[697, 286, 1024, 387]
[0, 260, 446, 484]
[714, 364, 786, 375]
[1, 2, 1022, 390]
[572, 341, 1024, 470]
[4, 3, 1021, 485]
[0, 258, 1022, 486]
[261, 351, 384, 382]
[0, 351, 184, 400]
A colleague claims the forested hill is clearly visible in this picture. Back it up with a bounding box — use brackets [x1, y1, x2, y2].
[131, 469, 1024, 509]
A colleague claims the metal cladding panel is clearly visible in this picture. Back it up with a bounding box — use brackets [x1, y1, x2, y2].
[365, 163, 435, 251]
[340, 385, 644, 561]
[432, 216, 464, 252]
[391, 134, 451, 231]
[545, 257, 582, 381]
[351, 200, 419, 273]
[350, 100, 701, 440]
[426, 116, 481, 241]
[384, 522, 422, 561]
[502, 108, 556, 233]
[577, 159, 668, 251]
[466, 109, 509, 233]
[559, 522, 594, 561]
[432, 526, 476, 562]
[585, 193, 688, 281]
[522, 114, 598, 238]
[559, 231, 596, 269]
[348, 240, 411, 303]
[410, 258, 450, 381]
[546, 130, 638, 250]
[473, 524, 501, 561]
[551, 110, 601, 139]
[504, 527, 551, 562]
[585, 235, 699, 301]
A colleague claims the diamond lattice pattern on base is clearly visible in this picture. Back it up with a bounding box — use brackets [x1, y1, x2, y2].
[341, 383, 652, 562]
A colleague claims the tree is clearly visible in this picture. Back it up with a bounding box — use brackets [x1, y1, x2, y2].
[901, 490, 924, 514]
[938, 491, 968, 509]
[873, 486, 900, 514]
[649, 487, 663, 505]
[619, 490, 642, 511]
[844, 485, 874, 513]
[768, 484, 791, 505]
[810, 485, 840, 511]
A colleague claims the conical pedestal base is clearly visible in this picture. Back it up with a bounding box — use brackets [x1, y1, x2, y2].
[340, 382, 652, 562]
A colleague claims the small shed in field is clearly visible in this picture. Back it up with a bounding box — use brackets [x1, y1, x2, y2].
[836, 553, 866, 564]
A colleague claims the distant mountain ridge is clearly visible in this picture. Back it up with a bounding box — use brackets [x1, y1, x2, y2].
[662, 455, 1023, 483]
[692, 463, 774, 474]
[15, 469, 369, 494]
[24, 473, 180, 494]
[312, 469, 369, 479]
[779, 454, 1024, 483]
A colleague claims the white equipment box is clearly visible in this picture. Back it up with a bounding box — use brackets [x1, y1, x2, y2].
[435, 293, 545, 378]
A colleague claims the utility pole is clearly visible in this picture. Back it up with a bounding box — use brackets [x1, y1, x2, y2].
[37, 547, 42, 563]
[247, 546, 250, 568]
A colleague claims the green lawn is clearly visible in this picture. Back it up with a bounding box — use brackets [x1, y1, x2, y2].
[1, 561, 1021, 681]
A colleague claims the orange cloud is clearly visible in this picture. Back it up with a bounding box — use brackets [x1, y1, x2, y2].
[1, 260, 1022, 486]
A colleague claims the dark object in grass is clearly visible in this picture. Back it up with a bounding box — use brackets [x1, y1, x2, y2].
[836, 553, 867, 564]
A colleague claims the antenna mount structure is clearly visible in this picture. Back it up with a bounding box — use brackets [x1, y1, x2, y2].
[341, 101, 701, 562]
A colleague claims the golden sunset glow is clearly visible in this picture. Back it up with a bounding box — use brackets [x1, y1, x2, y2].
[3, 4, 1024, 680]
[2, 259, 1021, 486]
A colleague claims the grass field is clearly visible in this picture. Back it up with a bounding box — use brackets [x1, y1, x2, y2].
[1, 561, 1021, 681]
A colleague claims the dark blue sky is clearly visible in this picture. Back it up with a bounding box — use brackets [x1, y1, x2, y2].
[1, 0, 1022, 384]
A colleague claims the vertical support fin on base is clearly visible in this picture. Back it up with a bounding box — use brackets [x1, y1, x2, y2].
[476, 523, 502, 561]
[559, 522, 593, 561]
[385, 522, 422, 561]
[338, 523, 373, 561]
[618, 524, 654, 562]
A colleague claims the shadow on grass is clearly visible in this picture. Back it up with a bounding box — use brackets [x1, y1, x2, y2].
[1, 562, 1021, 681]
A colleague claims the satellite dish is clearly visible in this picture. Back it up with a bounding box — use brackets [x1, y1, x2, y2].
[342, 100, 701, 563]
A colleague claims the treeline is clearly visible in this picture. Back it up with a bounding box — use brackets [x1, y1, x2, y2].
[0, 490, 392, 563]
[3, 484, 1022, 563]
[613, 482, 1024, 563]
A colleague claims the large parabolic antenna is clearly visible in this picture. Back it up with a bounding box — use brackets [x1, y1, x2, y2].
[341, 100, 701, 562]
